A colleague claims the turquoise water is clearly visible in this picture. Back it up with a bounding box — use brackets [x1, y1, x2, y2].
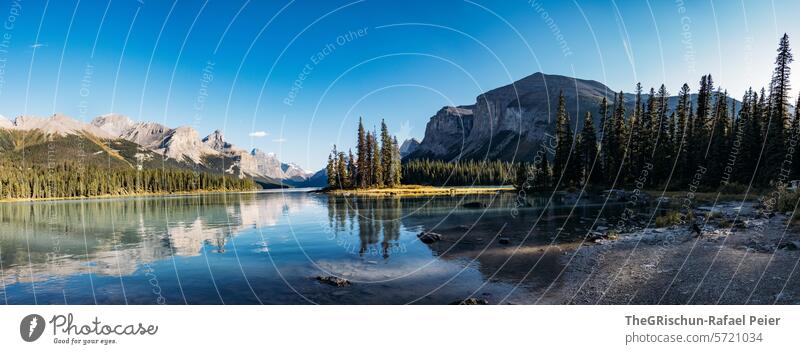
[0, 189, 630, 304]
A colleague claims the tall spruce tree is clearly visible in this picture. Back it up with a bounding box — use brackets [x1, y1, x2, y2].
[326, 151, 336, 187]
[356, 118, 368, 188]
[370, 131, 383, 187]
[694, 75, 714, 163]
[390, 137, 402, 186]
[579, 111, 600, 186]
[609, 91, 627, 184]
[763, 34, 793, 183]
[365, 131, 375, 187]
[598, 96, 611, 180]
[653, 85, 671, 185]
[347, 149, 357, 188]
[379, 120, 394, 186]
[706, 90, 730, 187]
[552, 91, 579, 187]
[673, 84, 691, 185]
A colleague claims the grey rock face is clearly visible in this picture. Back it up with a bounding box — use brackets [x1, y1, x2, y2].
[91, 113, 134, 136]
[3, 112, 317, 184]
[202, 130, 234, 153]
[9, 113, 115, 138]
[399, 138, 420, 157]
[408, 73, 616, 162]
[404, 105, 474, 161]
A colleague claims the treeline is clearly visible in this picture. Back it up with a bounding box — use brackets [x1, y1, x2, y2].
[517, 33, 798, 192]
[402, 159, 515, 186]
[326, 119, 402, 189]
[0, 161, 257, 200]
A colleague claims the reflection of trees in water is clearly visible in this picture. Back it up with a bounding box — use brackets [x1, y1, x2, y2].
[326, 196, 403, 259]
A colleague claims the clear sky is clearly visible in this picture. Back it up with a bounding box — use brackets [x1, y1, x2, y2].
[0, 0, 798, 170]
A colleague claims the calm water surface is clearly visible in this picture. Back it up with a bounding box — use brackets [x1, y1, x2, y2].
[0, 189, 633, 304]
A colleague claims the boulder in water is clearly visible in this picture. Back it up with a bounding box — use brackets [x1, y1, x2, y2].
[462, 201, 487, 209]
[315, 276, 351, 287]
[450, 298, 489, 305]
[418, 232, 443, 244]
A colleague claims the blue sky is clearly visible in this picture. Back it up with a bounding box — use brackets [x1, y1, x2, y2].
[0, 0, 798, 170]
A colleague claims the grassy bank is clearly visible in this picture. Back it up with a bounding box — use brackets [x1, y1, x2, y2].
[324, 184, 514, 197]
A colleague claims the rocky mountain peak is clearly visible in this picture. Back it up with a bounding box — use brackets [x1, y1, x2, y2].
[1, 111, 320, 186]
[399, 138, 420, 157]
[202, 129, 233, 153]
[91, 113, 134, 136]
[10, 113, 114, 138]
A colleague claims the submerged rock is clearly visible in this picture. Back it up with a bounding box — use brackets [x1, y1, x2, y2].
[778, 241, 800, 251]
[418, 232, 443, 244]
[462, 201, 487, 209]
[498, 238, 510, 245]
[450, 298, 489, 305]
[315, 276, 352, 287]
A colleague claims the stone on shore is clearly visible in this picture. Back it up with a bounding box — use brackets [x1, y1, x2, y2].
[315, 276, 352, 287]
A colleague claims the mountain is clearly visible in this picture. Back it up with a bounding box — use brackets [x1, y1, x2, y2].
[7, 113, 116, 138]
[0, 113, 323, 188]
[399, 138, 420, 157]
[89, 114, 319, 186]
[406, 72, 740, 162]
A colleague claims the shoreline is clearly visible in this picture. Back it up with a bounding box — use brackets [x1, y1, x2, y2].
[322, 185, 514, 197]
[544, 201, 800, 304]
[0, 188, 284, 204]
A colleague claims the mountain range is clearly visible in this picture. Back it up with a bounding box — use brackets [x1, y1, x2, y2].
[0, 72, 745, 189]
[405, 72, 740, 162]
[0, 113, 322, 188]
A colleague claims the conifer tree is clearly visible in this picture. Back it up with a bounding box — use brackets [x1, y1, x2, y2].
[598, 96, 612, 181]
[540, 154, 551, 190]
[673, 84, 692, 185]
[347, 149, 357, 188]
[390, 137, 402, 186]
[356, 118, 368, 188]
[326, 148, 337, 187]
[380, 120, 393, 186]
[370, 131, 383, 187]
[578, 111, 599, 186]
[764, 34, 793, 182]
[706, 90, 730, 186]
[653, 85, 671, 185]
[552, 91, 578, 187]
[514, 162, 529, 191]
[694, 75, 714, 164]
[607, 91, 627, 184]
[365, 132, 376, 187]
[337, 150, 348, 188]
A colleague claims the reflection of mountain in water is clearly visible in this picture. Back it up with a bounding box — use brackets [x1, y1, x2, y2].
[0, 192, 313, 285]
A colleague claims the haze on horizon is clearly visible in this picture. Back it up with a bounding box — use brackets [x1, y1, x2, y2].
[0, 0, 798, 170]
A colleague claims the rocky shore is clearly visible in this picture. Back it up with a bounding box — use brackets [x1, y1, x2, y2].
[544, 201, 800, 304]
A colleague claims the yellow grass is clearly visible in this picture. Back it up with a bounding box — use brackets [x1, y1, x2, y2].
[325, 185, 514, 197]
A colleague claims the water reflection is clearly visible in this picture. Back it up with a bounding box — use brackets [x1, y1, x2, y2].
[0, 192, 310, 285]
[0, 190, 632, 304]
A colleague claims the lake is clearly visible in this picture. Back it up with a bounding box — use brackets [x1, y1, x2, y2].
[0, 189, 634, 304]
